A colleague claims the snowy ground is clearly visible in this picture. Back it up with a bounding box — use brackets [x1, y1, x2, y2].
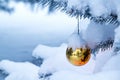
[0, 60, 40, 80]
[0, 43, 120, 80]
[0, 26, 120, 80]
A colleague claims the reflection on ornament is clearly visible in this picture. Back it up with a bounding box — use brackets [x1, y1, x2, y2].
[66, 47, 91, 66]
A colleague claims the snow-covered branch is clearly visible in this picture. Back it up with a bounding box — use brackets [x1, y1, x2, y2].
[1, 0, 120, 24]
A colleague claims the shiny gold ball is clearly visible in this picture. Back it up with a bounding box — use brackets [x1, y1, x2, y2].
[66, 47, 91, 66]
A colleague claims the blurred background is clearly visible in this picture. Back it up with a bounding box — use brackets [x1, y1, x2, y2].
[0, 1, 76, 62]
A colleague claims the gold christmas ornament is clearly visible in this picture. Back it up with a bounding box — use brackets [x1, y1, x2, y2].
[66, 16, 91, 66]
[66, 47, 91, 66]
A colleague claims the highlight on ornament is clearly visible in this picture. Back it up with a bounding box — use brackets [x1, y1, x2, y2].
[66, 47, 91, 66]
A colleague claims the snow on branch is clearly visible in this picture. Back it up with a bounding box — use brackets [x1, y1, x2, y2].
[1, 0, 120, 24]
[24, 0, 120, 25]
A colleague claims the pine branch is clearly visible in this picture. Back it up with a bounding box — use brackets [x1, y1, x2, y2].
[91, 39, 114, 56]
[0, 0, 119, 25]
[26, 0, 119, 25]
[0, 0, 14, 13]
[35, 0, 120, 25]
